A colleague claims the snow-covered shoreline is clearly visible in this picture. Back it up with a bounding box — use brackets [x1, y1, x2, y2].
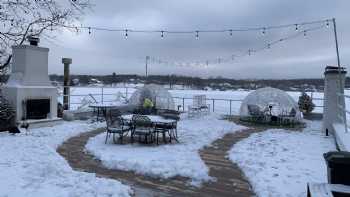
[85, 114, 245, 186]
[229, 120, 336, 197]
[0, 121, 131, 197]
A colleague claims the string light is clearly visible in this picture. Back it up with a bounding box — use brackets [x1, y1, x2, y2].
[57, 19, 327, 67]
[88, 27, 91, 34]
[60, 18, 329, 39]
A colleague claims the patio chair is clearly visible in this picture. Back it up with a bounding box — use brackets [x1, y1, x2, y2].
[188, 95, 210, 117]
[159, 110, 180, 140]
[105, 109, 131, 144]
[283, 108, 297, 126]
[247, 104, 265, 123]
[131, 114, 154, 144]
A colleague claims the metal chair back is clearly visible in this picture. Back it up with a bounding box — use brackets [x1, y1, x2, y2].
[132, 114, 153, 127]
[106, 109, 123, 129]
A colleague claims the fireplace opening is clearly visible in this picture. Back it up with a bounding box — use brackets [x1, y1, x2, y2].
[26, 99, 50, 119]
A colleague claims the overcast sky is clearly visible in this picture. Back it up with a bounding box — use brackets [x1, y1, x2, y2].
[43, 0, 350, 79]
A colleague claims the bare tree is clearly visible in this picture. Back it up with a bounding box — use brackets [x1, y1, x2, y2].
[0, 0, 92, 79]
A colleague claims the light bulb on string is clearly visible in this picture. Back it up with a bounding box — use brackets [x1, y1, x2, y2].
[262, 27, 266, 35]
[248, 49, 251, 56]
[125, 29, 128, 39]
[195, 31, 199, 39]
[295, 24, 298, 31]
[88, 27, 91, 34]
[326, 20, 330, 28]
[161, 31, 164, 39]
[267, 43, 271, 49]
[229, 29, 232, 36]
[303, 30, 307, 37]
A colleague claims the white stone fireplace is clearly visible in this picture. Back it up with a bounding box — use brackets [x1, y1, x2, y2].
[2, 39, 58, 122]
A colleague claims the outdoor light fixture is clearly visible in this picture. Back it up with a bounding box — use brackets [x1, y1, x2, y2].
[125, 29, 128, 39]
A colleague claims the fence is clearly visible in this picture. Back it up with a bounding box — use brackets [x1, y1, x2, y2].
[59, 86, 324, 116]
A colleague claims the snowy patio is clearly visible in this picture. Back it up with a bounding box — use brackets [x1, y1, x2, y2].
[0, 110, 339, 196]
[0, 121, 131, 197]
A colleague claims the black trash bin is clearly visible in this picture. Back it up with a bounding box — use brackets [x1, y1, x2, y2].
[324, 151, 350, 185]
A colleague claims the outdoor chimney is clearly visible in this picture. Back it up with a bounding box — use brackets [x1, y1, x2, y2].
[27, 36, 40, 46]
[322, 66, 347, 134]
[2, 40, 58, 122]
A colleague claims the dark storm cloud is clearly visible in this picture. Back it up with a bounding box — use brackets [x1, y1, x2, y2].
[44, 0, 350, 79]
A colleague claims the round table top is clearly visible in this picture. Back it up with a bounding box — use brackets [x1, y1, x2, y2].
[121, 114, 177, 124]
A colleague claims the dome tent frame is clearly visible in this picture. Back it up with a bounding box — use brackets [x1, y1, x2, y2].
[239, 87, 302, 125]
[128, 84, 175, 111]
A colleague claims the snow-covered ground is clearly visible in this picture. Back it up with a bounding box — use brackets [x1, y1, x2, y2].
[0, 121, 131, 197]
[85, 114, 245, 186]
[229, 121, 336, 197]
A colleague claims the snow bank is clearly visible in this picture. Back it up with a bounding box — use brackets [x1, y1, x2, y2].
[229, 121, 336, 197]
[0, 121, 131, 197]
[333, 123, 350, 151]
[86, 114, 245, 186]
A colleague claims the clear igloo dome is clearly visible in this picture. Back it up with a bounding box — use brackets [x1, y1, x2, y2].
[128, 84, 175, 110]
[240, 87, 302, 123]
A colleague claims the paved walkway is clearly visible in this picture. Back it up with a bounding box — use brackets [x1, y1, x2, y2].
[57, 127, 259, 197]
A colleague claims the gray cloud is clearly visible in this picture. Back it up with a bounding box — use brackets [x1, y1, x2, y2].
[43, 0, 350, 79]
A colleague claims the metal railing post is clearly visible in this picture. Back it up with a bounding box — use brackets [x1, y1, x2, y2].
[101, 87, 104, 104]
[212, 99, 215, 112]
[182, 98, 185, 112]
[126, 87, 128, 99]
